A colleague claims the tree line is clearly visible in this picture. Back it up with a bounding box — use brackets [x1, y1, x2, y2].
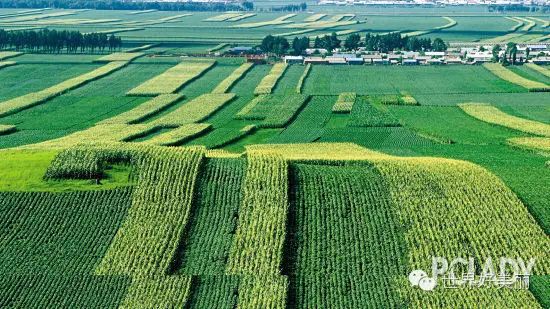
[259, 32, 448, 55]
[0, 29, 122, 53]
[0, 0, 253, 12]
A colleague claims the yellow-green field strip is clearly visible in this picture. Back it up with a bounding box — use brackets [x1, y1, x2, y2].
[304, 13, 327, 22]
[0, 51, 22, 61]
[0, 61, 129, 118]
[296, 64, 311, 94]
[95, 52, 144, 62]
[528, 17, 549, 28]
[127, 61, 215, 96]
[254, 63, 288, 95]
[0, 124, 16, 135]
[483, 63, 549, 92]
[211, 63, 254, 94]
[139, 123, 212, 146]
[525, 63, 550, 78]
[332, 92, 356, 113]
[150, 93, 236, 126]
[459, 103, 550, 137]
[0, 61, 16, 69]
[99, 94, 185, 125]
[232, 13, 296, 28]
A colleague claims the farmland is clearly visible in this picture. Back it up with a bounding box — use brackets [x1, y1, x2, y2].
[0, 5, 550, 308]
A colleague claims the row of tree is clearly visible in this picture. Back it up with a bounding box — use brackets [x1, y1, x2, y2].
[0, 0, 253, 11]
[491, 42, 529, 65]
[260, 32, 448, 55]
[0, 29, 122, 53]
[268, 3, 307, 12]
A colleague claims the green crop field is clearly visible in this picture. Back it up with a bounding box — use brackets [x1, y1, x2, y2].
[0, 4, 550, 308]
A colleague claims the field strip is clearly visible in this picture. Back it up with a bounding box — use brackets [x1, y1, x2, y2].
[296, 64, 311, 94]
[118, 13, 193, 27]
[227, 13, 256, 22]
[0, 61, 16, 70]
[29, 18, 121, 25]
[459, 103, 550, 137]
[0, 61, 129, 118]
[235, 95, 267, 119]
[332, 92, 357, 113]
[127, 61, 215, 96]
[232, 13, 296, 28]
[309, 29, 362, 39]
[483, 63, 549, 92]
[227, 151, 289, 277]
[95, 52, 144, 62]
[90, 27, 144, 34]
[150, 93, 236, 126]
[139, 123, 212, 146]
[99, 94, 185, 125]
[237, 275, 288, 308]
[304, 13, 327, 22]
[528, 17, 549, 28]
[505, 16, 524, 31]
[204, 13, 243, 22]
[514, 16, 536, 31]
[280, 19, 359, 29]
[128, 9, 158, 15]
[212, 63, 254, 94]
[481, 32, 525, 43]
[275, 28, 317, 37]
[126, 44, 157, 52]
[0, 51, 22, 61]
[254, 63, 288, 95]
[207, 43, 230, 53]
[525, 63, 550, 78]
[205, 125, 257, 149]
[0, 11, 77, 23]
[0, 124, 16, 135]
[402, 16, 457, 37]
[508, 137, 550, 154]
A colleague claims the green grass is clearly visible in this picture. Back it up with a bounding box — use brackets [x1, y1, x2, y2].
[0, 149, 133, 192]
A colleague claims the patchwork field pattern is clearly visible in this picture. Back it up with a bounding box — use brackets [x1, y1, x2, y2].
[0, 45, 549, 308]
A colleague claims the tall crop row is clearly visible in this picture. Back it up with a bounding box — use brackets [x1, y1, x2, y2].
[211, 63, 254, 94]
[295, 64, 311, 94]
[371, 156, 550, 306]
[98, 94, 185, 125]
[177, 158, 246, 275]
[96, 146, 205, 277]
[127, 61, 215, 96]
[348, 96, 401, 127]
[332, 92, 356, 113]
[118, 275, 193, 309]
[483, 63, 550, 92]
[0, 61, 128, 117]
[226, 152, 289, 276]
[151, 93, 235, 126]
[288, 163, 406, 308]
[459, 103, 550, 137]
[254, 63, 288, 95]
[236, 275, 288, 309]
[234, 94, 309, 128]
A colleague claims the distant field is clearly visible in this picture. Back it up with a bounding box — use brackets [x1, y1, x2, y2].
[0, 8, 548, 46]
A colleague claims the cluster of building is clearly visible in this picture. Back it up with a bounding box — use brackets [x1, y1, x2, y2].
[278, 44, 550, 65]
